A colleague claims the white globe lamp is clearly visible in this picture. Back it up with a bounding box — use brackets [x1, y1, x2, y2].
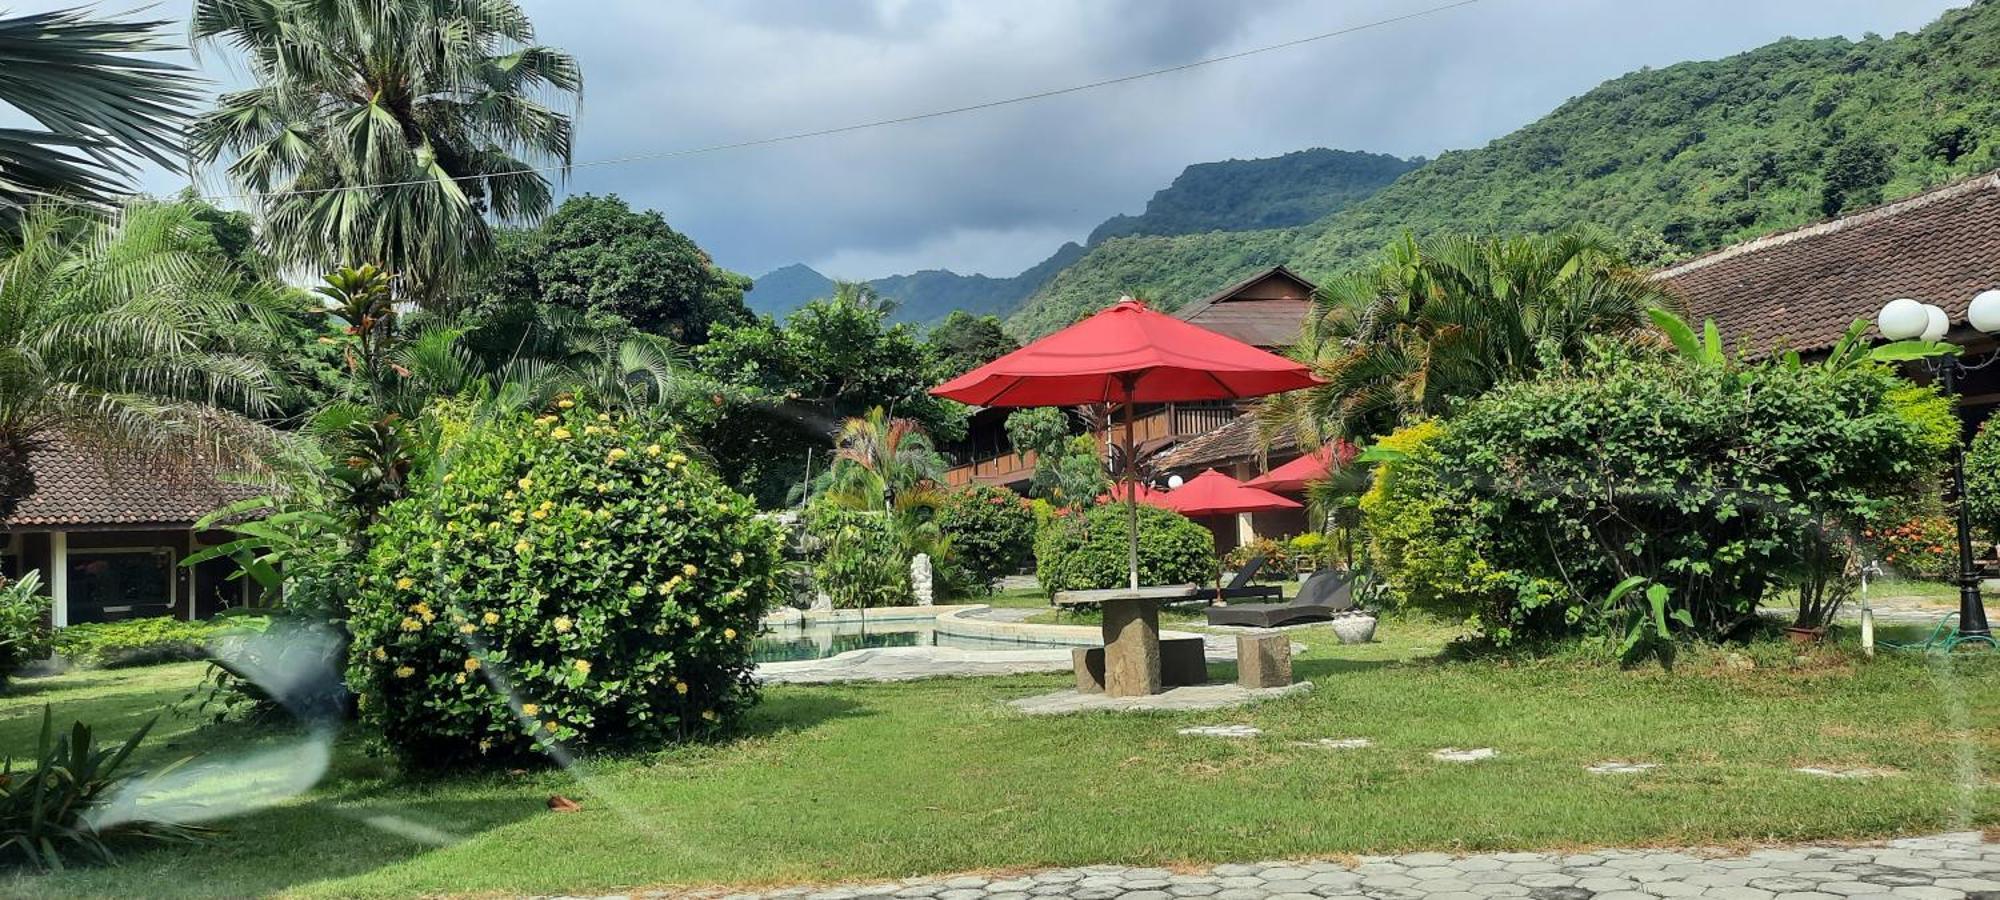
[1923, 304, 1951, 342]
[1969, 289, 2000, 334]
[1166, 474, 1184, 489]
[1876, 298, 1929, 340]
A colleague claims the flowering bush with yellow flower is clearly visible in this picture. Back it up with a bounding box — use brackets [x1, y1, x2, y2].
[346, 404, 783, 766]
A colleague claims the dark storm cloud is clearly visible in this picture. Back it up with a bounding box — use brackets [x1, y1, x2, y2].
[21, 0, 1966, 279]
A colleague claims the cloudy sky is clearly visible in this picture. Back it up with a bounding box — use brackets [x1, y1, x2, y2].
[49, 0, 1967, 280]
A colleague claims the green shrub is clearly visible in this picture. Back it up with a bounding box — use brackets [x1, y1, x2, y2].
[1034, 503, 1215, 593]
[53, 617, 220, 669]
[0, 572, 50, 686]
[347, 406, 784, 766]
[802, 501, 912, 609]
[936, 485, 1036, 594]
[1860, 514, 1956, 579]
[0, 706, 209, 869]
[1966, 417, 2000, 538]
[1368, 352, 1950, 645]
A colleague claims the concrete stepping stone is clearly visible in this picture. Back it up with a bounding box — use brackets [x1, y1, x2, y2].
[1178, 724, 1261, 738]
[1292, 737, 1372, 749]
[1587, 761, 1661, 774]
[1432, 747, 1497, 762]
[1794, 765, 1899, 779]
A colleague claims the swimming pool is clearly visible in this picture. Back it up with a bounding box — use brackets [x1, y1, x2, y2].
[752, 620, 1058, 662]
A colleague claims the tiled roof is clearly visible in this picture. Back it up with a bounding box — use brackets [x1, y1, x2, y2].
[2, 436, 263, 529]
[1151, 414, 1297, 472]
[1654, 171, 2000, 355]
[1175, 265, 1318, 349]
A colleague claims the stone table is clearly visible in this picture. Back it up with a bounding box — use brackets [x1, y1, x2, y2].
[1051, 583, 1198, 697]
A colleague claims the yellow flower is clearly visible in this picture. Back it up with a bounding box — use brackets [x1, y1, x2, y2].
[645, 444, 663, 456]
[553, 615, 573, 633]
[682, 563, 698, 577]
[535, 415, 556, 427]
[607, 448, 627, 462]
[690, 615, 701, 628]
[464, 657, 481, 672]
[701, 710, 718, 722]
[394, 666, 415, 679]
[597, 413, 611, 422]
[442, 472, 455, 484]
[544, 720, 559, 732]
[509, 510, 525, 523]
[539, 499, 555, 510]
[557, 398, 575, 408]
[356, 693, 367, 709]
[551, 427, 572, 440]
[412, 602, 435, 623]
[723, 628, 737, 640]
[395, 576, 414, 590]
[571, 659, 591, 675]
[530, 509, 548, 520]
[657, 577, 680, 595]
[675, 681, 689, 695]
[373, 646, 388, 661]
[454, 673, 467, 685]
[669, 452, 688, 465]
[514, 540, 532, 555]
[478, 738, 492, 752]
[400, 617, 421, 632]
[521, 703, 539, 716]
[460, 623, 477, 634]
[730, 551, 744, 566]
[583, 425, 601, 436]
[482, 611, 500, 625]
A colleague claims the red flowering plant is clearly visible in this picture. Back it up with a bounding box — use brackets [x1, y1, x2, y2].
[1860, 514, 1955, 579]
[346, 402, 783, 767]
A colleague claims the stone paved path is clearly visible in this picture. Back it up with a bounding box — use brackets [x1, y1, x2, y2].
[638, 832, 2000, 900]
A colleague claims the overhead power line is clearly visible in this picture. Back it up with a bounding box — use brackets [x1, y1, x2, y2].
[199, 0, 1483, 203]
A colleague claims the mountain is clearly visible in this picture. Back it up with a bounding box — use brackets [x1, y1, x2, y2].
[744, 147, 1415, 327]
[1011, 1, 2000, 336]
[1086, 148, 1420, 244]
[743, 263, 835, 317]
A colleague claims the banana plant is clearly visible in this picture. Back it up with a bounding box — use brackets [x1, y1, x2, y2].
[1603, 575, 1691, 663]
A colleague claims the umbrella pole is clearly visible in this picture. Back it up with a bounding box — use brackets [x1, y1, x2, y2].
[1122, 383, 1139, 591]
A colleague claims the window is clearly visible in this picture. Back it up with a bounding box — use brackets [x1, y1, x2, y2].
[67, 549, 175, 624]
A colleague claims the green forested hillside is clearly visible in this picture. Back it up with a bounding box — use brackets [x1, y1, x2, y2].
[1011, 0, 2000, 336]
[1085, 148, 1418, 244]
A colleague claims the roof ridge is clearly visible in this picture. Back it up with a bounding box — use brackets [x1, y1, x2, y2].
[1650, 170, 2000, 282]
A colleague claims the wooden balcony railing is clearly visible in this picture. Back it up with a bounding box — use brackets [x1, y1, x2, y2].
[945, 449, 1038, 487]
[1127, 403, 1238, 448]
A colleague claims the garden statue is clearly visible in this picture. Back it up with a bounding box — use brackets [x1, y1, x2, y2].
[911, 553, 933, 606]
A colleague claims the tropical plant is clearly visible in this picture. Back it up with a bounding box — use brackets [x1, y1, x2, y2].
[936, 485, 1036, 594]
[51, 617, 221, 669]
[1264, 230, 1669, 445]
[189, 0, 582, 302]
[0, 203, 283, 517]
[347, 404, 782, 765]
[0, 570, 49, 686]
[1034, 503, 1214, 593]
[0, 8, 197, 223]
[802, 501, 910, 610]
[0, 707, 209, 870]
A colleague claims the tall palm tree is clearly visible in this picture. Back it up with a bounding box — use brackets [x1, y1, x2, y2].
[189, 0, 581, 303]
[0, 8, 198, 223]
[1262, 230, 1671, 447]
[0, 203, 284, 517]
[821, 407, 949, 564]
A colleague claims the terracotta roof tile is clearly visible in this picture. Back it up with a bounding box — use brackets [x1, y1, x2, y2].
[1654, 171, 2000, 355]
[1151, 415, 1297, 472]
[2, 436, 263, 529]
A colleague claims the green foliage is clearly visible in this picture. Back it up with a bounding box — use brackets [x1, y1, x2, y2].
[52, 618, 220, 669]
[189, 0, 580, 303]
[0, 571, 49, 686]
[0, 9, 197, 223]
[477, 195, 751, 344]
[1033, 503, 1215, 593]
[937, 486, 1036, 594]
[925, 311, 1019, 378]
[346, 405, 783, 766]
[1860, 515, 1956, 579]
[1003, 407, 1071, 459]
[1365, 351, 1950, 645]
[0, 706, 208, 870]
[1966, 418, 2000, 539]
[689, 292, 967, 506]
[802, 502, 911, 610]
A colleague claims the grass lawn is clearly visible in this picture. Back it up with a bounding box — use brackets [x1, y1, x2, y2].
[2, 618, 1997, 898]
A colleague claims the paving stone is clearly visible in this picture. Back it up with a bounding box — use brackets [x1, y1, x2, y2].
[1705, 887, 1777, 900]
[1430, 747, 1498, 763]
[1397, 852, 1456, 867]
[1166, 883, 1220, 897]
[1768, 893, 1841, 900]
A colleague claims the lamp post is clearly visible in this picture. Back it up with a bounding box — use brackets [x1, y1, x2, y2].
[1876, 293, 2000, 641]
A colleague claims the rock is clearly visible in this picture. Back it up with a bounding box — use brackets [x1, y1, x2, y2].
[1432, 747, 1498, 763]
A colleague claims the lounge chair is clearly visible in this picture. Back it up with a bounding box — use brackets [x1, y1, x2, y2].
[1205, 568, 1357, 628]
[1213, 554, 1282, 603]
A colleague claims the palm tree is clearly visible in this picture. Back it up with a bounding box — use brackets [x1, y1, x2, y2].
[189, 0, 581, 303]
[0, 8, 198, 223]
[821, 407, 950, 564]
[0, 203, 284, 517]
[1262, 230, 1671, 446]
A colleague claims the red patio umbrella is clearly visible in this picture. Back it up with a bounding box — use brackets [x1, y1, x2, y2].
[932, 297, 1320, 589]
[1158, 469, 1302, 517]
[1245, 441, 1358, 494]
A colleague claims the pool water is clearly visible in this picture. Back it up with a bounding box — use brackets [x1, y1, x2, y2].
[752, 621, 1053, 663]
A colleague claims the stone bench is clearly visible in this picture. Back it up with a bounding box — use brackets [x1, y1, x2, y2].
[1072, 636, 1206, 693]
[1236, 631, 1291, 689]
